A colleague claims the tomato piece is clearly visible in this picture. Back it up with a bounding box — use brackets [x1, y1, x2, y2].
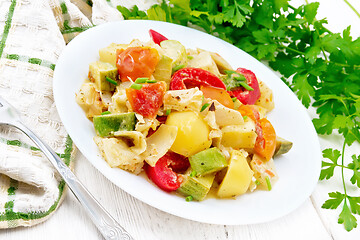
[144, 152, 189, 192]
[229, 68, 260, 105]
[149, 29, 168, 45]
[116, 47, 159, 82]
[170, 67, 226, 90]
[254, 118, 276, 161]
[238, 105, 260, 122]
[126, 82, 166, 119]
[200, 85, 234, 109]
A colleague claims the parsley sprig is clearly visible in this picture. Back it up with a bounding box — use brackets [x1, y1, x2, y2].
[117, 0, 360, 231]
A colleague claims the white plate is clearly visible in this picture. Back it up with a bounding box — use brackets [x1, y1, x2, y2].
[53, 20, 321, 225]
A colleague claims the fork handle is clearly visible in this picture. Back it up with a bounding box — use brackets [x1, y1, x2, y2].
[13, 121, 134, 240]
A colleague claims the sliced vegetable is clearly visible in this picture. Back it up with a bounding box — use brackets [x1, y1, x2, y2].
[265, 176, 272, 191]
[152, 55, 173, 86]
[254, 118, 276, 161]
[274, 137, 293, 156]
[101, 111, 111, 115]
[166, 111, 211, 157]
[105, 76, 118, 86]
[172, 64, 185, 73]
[99, 43, 128, 66]
[89, 61, 118, 91]
[126, 81, 166, 119]
[170, 67, 226, 90]
[93, 112, 136, 137]
[144, 151, 189, 192]
[227, 68, 261, 105]
[185, 196, 193, 201]
[220, 121, 258, 149]
[160, 40, 188, 66]
[200, 103, 210, 112]
[217, 150, 254, 198]
[130, 83, 142, 90]
[200, 85, 234, 109]
[116, 47, 159, 82]
[238, 105, 260, 122]
[135, 77, 149, 83]
[177, 170, 215, 201]
[149, 29, 168, 45]
[189, 147, 227, 176]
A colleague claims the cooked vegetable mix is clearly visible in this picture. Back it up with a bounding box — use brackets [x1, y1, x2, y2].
[75, 30, 293, 201]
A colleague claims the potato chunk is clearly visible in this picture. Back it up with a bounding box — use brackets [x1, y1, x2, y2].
[220, 120, 257, 149]
[166, 111, 211, 157]
[217, 150, 253, 198]
[99, 43, 128, 66]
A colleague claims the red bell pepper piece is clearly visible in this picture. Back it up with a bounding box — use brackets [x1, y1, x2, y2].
[170, 67, 226, 90]
[229, 68, 260, 105]
[144, 152, 190, 192]
[149, 29, 168, 45]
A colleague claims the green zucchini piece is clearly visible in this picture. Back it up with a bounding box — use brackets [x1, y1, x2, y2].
[89, 61, 118, 91]
[93, 112, 136, 137]
[274, 137, 293, 156]
[177, 171, 215, 201]
[152, 55, 173, 87]
[189, 147, 228, 176]
[160, 40, 188, 66]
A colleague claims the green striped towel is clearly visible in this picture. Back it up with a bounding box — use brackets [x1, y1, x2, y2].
[0, 0, 160, 229]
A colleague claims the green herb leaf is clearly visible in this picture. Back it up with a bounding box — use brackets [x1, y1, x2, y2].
[185, 195, 193, 202]
[223, 70, 252, 91]
[135, 77, 148, 83]
[348, 154, 360, 188]
[130, 83, 142, 90]
[348, 196, 360, 215]
[146, 79, 157, 83]
[105, 76, 118, 86]
[172, 64, 185, 73]
[101, 111, 111, 115]
[320, 148, 341, 180]
[200, 103, 210, 112]
[322, 192, 345, 210]
[265, 176, 272, 191]
[338, 201, 358, 232]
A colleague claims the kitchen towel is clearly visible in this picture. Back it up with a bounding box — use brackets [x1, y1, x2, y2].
[0, 0, 158, 228]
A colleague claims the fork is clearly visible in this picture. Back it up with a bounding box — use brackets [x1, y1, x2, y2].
[0, 96, 134, 240]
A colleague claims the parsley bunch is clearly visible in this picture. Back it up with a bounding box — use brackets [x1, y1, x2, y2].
[117, 0, 360, 231]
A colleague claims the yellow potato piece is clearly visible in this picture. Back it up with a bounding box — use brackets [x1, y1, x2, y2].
[220, 120, 257, 149]
[99, 43, 128, 66]
[166, 111, 211, 157]
[217, 150, 254, 198]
